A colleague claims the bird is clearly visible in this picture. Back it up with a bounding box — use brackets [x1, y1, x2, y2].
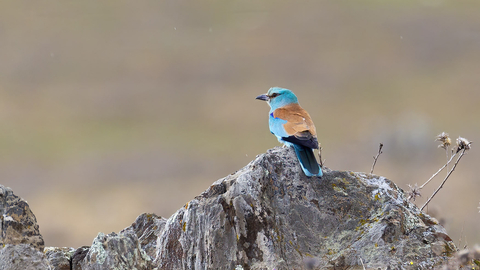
[256, 87, 322, 177]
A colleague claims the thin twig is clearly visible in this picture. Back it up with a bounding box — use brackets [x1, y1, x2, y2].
[318, 146, 324, 168]
[420, 149, 466, 211]
[459, 221, 467, 250]
[370, 143, 383, 174]
[419, 152, 458, 189]
[445, 148, 449, 174]
[359, 258, 366, 270]
[407, 151, 459, 201]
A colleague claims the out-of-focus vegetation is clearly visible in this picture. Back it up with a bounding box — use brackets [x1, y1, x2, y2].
[0, 0, 479, 248]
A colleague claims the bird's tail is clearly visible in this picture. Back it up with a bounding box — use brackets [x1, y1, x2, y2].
[292, 144, 323, 177]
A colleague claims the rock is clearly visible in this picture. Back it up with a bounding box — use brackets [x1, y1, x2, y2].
[0, 244, 49, 270]
[69, 213, 167, 270]
[45, 247, 75, 270]
[120, 213, 167, 259]
[150, 147, 455, 269]
[0, 185, 44, 251]
[71, 246, 90, 270]
[0, 185, 49, 269]
[0, 147, 458, 269]
[74, 231, 153, 270]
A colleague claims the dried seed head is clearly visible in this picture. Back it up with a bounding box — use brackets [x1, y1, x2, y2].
[407, 184, 421, 201]
[454, 136, 472, 153]
[456, 245, 480, 264]
[435, 132, 451, 150]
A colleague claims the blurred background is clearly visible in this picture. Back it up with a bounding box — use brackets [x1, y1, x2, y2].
[0, 0, 479, 248]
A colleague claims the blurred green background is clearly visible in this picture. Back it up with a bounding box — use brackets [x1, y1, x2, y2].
[1, 0, 479, 248]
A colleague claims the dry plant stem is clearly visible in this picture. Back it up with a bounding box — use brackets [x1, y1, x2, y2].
[318, 146, 324, 168]
[420, 149, 466, 211]
[407, 152, 458, 201]
[419, 152, 458, 189]
[359, 258, 366, 270]
[459, 221, 467, 250]
[445, 148, 449, 173]
[370, 143, 383, 174]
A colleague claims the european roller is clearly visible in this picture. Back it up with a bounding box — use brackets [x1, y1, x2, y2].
[256, 87, 323, 177]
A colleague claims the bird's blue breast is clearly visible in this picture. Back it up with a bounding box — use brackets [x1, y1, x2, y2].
[268, 111, 289, 143]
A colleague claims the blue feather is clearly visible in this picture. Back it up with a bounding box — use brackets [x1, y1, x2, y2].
[292, 144, 322, 177]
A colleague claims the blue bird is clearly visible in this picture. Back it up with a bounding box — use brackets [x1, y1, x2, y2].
[256, 87, 323, 177]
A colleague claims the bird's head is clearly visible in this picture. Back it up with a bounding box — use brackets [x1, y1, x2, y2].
[256, 87, 298, 109]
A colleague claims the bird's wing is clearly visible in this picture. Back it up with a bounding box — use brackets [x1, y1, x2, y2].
[273, 104, 317, 136]
[272, 104, 318, 149]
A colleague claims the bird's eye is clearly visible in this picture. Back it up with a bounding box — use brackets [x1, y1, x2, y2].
[270, 93, 279, 98]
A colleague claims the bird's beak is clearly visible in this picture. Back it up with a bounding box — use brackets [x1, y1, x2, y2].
[255, 94, 269, 101]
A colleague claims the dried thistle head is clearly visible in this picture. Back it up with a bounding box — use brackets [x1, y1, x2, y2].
[456, 245, 480, 264]
[407, 184, 421, 201]
[435, 132, 451, 150]
[454, 136, 472, 153]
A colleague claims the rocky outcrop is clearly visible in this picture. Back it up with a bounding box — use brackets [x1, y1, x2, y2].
[150, 147, 455, 269]
[0, 185, 44, 250]
[0, 147, 459, 269]
[0, 185, 49, 270]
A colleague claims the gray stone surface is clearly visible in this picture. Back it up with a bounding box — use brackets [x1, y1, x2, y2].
[75, 231, 153, 270]
[120, 213, 167, 259]
[0, 147, 458, 269]
[45, 247, 75, 270]
[0, 244, 49, 270]
[151, 146, 455, 269]
[71, 246, 90, 270]
[70, 213, 167, 270]
[0, 185, 44, 250]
